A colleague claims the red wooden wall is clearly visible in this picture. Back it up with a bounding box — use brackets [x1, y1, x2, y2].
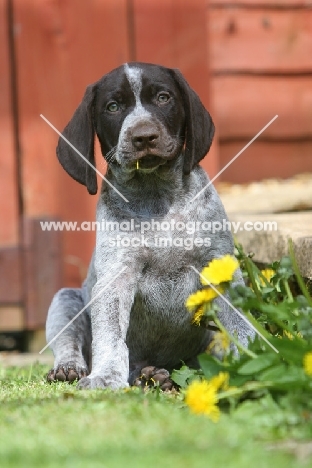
[209, 0, 312, 182]
[133, 0, 219, 177]
[0, 0, 24, 335]
[0, 0, 215, 337]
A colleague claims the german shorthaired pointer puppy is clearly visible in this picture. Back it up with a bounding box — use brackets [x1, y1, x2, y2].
[46, 62, 254, 389]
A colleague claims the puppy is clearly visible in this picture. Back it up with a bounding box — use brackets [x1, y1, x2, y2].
[46, 62, 253, 389]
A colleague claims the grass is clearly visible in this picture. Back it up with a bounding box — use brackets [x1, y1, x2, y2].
[0, 364, 311, 467]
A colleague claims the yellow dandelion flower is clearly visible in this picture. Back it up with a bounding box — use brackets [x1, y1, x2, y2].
[303, 352, 312, 376]
[260, 268, 275, 285]
[192, 306, 205, 326]
[201, 255, 239, 286]
[186, 288, 220, 311]
[210, 371, 229, 391]
[185, 380, 220, 422]
[208, 331, 230, 354]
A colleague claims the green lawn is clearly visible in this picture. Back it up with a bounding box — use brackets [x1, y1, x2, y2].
[0, 364, 311, 467]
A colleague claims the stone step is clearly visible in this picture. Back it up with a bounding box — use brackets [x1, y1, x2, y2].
[218, 174, 312, 279]
[0, 351, 53, 367]
[218, 173, 312, 214]
[228, 212, 312, 279]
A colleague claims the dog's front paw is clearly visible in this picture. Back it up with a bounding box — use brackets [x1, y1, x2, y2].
[47, 361, 88, 383]
[134, 366, 175, 391]
[76, 376, 105, 390]
[77, 374, 129, 390]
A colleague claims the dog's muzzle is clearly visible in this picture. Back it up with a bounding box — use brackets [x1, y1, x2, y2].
[131, 121, 160, 152]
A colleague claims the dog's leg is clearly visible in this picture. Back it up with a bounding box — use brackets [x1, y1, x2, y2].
[46, 288, 91, 382]
[77, 265, 137, 390]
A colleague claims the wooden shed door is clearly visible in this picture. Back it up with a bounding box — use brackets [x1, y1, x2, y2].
[0, 0, 24, 348]
[0, 0, 215, 350]
[0, 0, 63, 349]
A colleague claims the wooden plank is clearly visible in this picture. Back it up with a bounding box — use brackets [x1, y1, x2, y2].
[0, 0, 22, 308]
[59, 193, 96, 288]
[14, 0, 129, 218]
[23, 218, 62, 329]
[13, 0, 130, 286]
[0, 0, 19, 246]
[0, 306, 24, 331]
[54, 0, 130, 112]
[134, 0, 211, 104]
[0, 247, 23, 303]
[0, 124, 19, 246]
[212, 76, 312, 139]
[133, 0, 219, 177]
[57, 0, 129, 285]
[211, 1, 310, 7]
[210, 8, 312, 73]
[218, 140, 312, 183]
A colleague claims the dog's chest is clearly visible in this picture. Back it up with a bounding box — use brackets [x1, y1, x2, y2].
[126, 258, 209, 366]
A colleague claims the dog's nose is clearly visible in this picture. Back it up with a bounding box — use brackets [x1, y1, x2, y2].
[131, 126, 159, 150]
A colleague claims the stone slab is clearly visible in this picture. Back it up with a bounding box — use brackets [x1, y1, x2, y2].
[218, 174, 312, 214]
[0, 351, 53, 368]
[229, 212, 312, 279]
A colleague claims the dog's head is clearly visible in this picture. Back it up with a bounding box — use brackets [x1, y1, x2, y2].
[57, 62, 215, 194]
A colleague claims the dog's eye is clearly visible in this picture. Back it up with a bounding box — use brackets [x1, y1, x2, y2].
[157, 93, 170, 104]
[107, 101, 120, 112]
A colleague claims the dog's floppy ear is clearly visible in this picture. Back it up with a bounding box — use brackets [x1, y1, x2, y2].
[56, 83, 98, 195]
[170, 69, 215, 175]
